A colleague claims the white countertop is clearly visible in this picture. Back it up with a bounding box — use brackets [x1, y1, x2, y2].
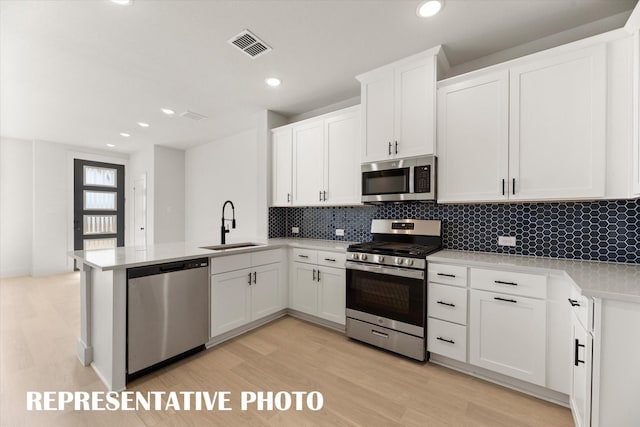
[427, 250, 640, 303]
[71, 238, 354, 271]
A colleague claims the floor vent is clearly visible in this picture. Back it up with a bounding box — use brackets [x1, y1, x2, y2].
[227, 29, 272, 59]
[179, 110, 208, 121]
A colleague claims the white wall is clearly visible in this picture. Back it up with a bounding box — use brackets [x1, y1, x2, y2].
[0, 137, 33, 277]
[129, 145, 154, 245]
[0, 137, 129, 278]
[185, 129, 261, 244]
[153, 146, 185, 243]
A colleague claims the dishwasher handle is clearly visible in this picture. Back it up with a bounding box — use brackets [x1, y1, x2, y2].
[128, 258, 209, 279]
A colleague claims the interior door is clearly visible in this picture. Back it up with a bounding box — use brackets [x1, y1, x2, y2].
[74, 159, 125, 253]
[133, 174, 147, 247]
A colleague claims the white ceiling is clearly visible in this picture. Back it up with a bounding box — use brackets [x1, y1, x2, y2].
[1, 0, 637, 153]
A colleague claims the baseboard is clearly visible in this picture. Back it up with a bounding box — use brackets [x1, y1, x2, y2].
[286, 309, 346, 333]
[76, 338, 92, 366]
[206, 310, 288, 348]
[429, 354, 570, 408]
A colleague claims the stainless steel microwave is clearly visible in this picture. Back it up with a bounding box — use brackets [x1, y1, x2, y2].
[361, 155, 436, 203]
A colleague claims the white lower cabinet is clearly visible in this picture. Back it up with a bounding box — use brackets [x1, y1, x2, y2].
[427, 318, 467, 362]
[469, 289, 547, 386]
[570, 305, 592, 427]
[289, 249, 346, 326]
[210, 250, 286, 338]
[427, 263, 468, 363]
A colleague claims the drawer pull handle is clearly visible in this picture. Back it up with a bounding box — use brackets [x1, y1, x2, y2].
[574, 339, 585, 366]
[436, 301, 455, 307]
[298, 255, 309, 258]
[437, 273, 456, 278]
[568, 298, 581, 307]
[436, 337, 455, 344]
[371, 330, 389, 339]
[494, 280, 518, 286]
[494, 297, 517, 304]
[324, 258, 336, 262]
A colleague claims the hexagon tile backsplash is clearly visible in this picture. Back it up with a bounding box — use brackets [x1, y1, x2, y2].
[268, 199, 640, 264]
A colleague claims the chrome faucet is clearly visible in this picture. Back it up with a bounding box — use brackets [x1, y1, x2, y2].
[221, 200, 236, 245]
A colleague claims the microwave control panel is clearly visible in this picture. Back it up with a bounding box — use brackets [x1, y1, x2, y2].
[414, 166, 431, 193]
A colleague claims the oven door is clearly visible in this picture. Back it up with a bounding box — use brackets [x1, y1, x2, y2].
[346, 261, 425, 333]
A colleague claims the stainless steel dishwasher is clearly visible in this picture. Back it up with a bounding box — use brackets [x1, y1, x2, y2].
[127, 258, 209, 381]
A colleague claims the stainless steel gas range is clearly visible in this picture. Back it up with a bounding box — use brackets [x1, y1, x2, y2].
[345, 219, 442, 361]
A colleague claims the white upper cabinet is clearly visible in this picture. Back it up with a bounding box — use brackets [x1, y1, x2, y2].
[437, 71, 510, 202]
[509, 45, 606, 200]
[324, 109, 360, 205]
[438, 43, 607, 203]
[358, 47, 443, 163]
[272, 105, 361, 207]
[272, 128, 293, 206]
[292, 121, 325, 206]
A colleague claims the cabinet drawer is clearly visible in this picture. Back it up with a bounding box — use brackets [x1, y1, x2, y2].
[292, 248, 318, 264]
[211, 253, 251, 274]
[427, 318, 467, 362]
[428, 264, 467, 287]
[317, 251, 346, 268]
[471, 268, 547, 299]
[428, 283, 468, 325]
[569, 282, 591, 332]
[251, 249, 283, 267]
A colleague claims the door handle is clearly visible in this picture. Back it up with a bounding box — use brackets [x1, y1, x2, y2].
[312, 269, 316, 281]
[388, 142, 392, 155]
[371, 330, 389, 339]
[502, 179, 505, 196]
[437, 273, 456, 278]
[319, 191, 322, 202]
[317, 269, 320, 282]
[287, 193, 290, 203]
[436, 337, 455, 344]
[574, 339, 585, 366]
[512, 178, 516, 195]
[494, 280, 518, 286]
[568, 298, 581, 307]
[395, 140, 398, 154]
[248, 272, 252, 285]
[436, 301, 455, 307]
[494, 297, 517, 303]
[253, 271, 257, 284]
[323, 190, 326, 201]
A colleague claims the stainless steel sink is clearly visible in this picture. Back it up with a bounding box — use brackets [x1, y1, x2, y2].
[200, 242, 262, 251]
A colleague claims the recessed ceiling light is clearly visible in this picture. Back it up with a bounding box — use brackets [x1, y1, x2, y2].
[120, 132, 130, 137]
[110, 0, 132, 5]
[265, 77, 281, 87]
[161, 108, 175, 115]
[107, 144, 116, 148]
[417, 0, 443, 18]
[137, 122, 150, 128]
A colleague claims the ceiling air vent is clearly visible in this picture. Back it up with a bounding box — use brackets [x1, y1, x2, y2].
[179, 110, 208, 121]
[227, 29, 272, 59]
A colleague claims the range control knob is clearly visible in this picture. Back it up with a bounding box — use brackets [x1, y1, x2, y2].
[351, 253, 360, 260]
[395, 257, 404, 265]
[377, 255, 385, 263]
[361, 254, 368, 261]
[406, 259, 414, 266]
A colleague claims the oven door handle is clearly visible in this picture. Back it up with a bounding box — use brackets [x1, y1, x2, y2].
[345, 261, 424, 280]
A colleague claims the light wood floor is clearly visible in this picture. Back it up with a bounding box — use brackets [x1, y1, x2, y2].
[1, 272, 574, 427]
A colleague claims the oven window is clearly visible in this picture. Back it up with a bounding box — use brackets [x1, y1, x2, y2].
[346, 269, 425, 327]
[362, 168, 410, 195]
